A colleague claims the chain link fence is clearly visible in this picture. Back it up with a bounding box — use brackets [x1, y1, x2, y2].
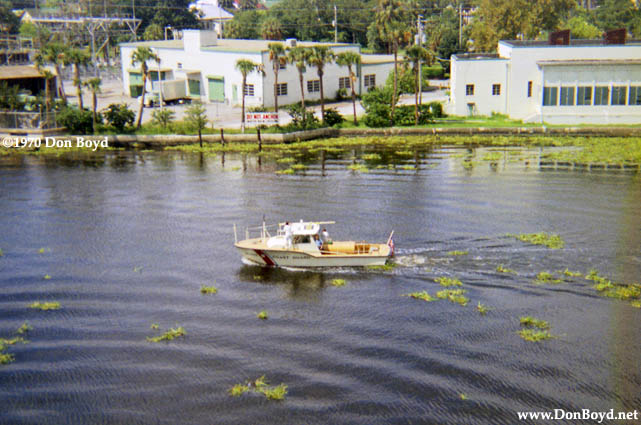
[0, 111, 60, 130]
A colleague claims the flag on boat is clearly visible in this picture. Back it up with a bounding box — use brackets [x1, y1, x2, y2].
[388, 238, 395, 257]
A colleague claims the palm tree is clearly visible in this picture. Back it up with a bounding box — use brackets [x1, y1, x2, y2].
[38, 42, 69, 104]
[261, 18, 283, 40]
[375, 0, 410, 122]
[67, 48, 91, 110]
[34, 54, 55, 113]
[131, 46, 159, 129]
[268, 42, 286, 113]
[84, 77, 102, 133]
[336, 51, 361, 125]
[235, 59, 259, 131]
[404, 45, 433, 125]
[308, 46, 335, 123]
[287, 46, 310, 111]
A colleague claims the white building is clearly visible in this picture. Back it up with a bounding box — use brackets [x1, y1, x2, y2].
[450, 37, 641, 124]
[119, 30, 394, 109]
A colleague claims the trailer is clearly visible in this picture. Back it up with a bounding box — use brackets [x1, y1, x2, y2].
[145, 79, 188, 107]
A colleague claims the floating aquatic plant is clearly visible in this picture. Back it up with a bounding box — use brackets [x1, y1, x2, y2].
[561, 268, 582, 277]
[477, 302, 489, 315]
[147, 326, 185, 343]
[43, 274, 51, 280]
[200, 285, 218, 295]
[16, 323, 32, 334]
[496, 264, 516, 274]
[229, 376, 287, 401]
[535, 272, 563, 285]
[291, 163, 307, 170]
[230, 166, 241, 171]
[257, 310, 268, 320]
[400, 165, 416, 170]
[518, 329, 553, 342]
[518, 316, 554, 342]
[404, 291, 436, 302]
[253, 275, 263, 280]
[229, 384, 250, 397]
[436, 289, 469, 306]
[133, 266, 143, 273]
[29, 301, 60, 311]
[0, 352, 14, 365]
[347, 164, 369, 173]
[459, 393, 468, 401]
[447, 250, 468, 256]
[508, 232, 564, 249]
[276, 157, 296, 164]
[519, 316, 550, 329]
[276, 168, 295, 175]
[0, 337, 27, 350]
[435, 276, 463, 287]
[38, 248, 46, 254]
[362, 153, 381, 161]
[481, 152, 502, 161]
[331, 279, 346, 287]
[150, 323, 159, 330]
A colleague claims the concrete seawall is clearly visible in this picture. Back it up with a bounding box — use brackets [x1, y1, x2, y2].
[33, 126, 641, 148]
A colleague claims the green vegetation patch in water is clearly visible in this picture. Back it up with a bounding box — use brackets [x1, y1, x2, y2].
[347, 164, 369, 173]
[257, 310, 268, 320]
[477, 302, 490, 315]
[520, 316, 550, 329]
[16, 323, 32, 334]
[331, 279, 346, 287]
[435, 276, 463, 287]
[447, 250, 468, 256]
[229, 376, 287, 401]
[535, 271, 563, 285]
[147, 326, 186, 343]
[276, 168, 295, 175]
[508, 232, 565, 249]
[496, 264, 516, 274]
[200, 285, 218, 295]
[362, 153, 382, 161]
[518, 328, 554, 342]
[404, 291, 436, 302]
[29, 301, 60, 310]
[436, 289, 469, 306]
[561, 268, 583, 277]
[366, 263, 397, 271]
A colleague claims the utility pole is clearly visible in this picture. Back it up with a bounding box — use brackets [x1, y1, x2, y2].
[333, 5, 338, 43]
[417, 14, 423, 105]
[132, 0, 137, 40]
[459, 3, 463, 48]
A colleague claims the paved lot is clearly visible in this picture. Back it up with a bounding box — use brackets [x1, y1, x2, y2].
[63, 77, 449, 129]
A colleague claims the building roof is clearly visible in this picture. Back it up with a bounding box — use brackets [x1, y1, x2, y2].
[189, 1, 234, 20]
[120, 38, 356, 53]
[537, 59, 641, 67]
[500, 39, 641, 48]
[452, 53, 505, 61]
[0, 65, 47, 79]
[361, 54, 394, 65]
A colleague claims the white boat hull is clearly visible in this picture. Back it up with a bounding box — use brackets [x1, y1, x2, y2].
[235, 246, 390, 268]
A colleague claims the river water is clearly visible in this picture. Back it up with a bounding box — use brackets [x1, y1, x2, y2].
[0, 146, 639, 424]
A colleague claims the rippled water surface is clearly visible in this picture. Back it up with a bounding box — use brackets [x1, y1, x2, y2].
[1, 146, 640, 425]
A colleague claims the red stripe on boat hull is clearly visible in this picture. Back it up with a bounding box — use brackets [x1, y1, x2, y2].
[254, 249, 276, 266]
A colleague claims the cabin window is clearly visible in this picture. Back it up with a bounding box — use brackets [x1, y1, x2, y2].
[293, 235, 311, 244]
[577, 86, 592, 105]
[244, 84, 255, 96]
[542, 86, 557, 106]
[594, 86, 609, 105]
[364, 74, 376, 89]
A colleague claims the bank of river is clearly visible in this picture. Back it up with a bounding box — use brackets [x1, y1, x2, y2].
[0, 144, 639, 424]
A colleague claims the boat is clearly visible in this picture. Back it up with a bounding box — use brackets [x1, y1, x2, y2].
[234, 221, 394, 268]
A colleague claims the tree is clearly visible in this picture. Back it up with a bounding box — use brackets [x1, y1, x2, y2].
[37, 42, 69, 104]
[185, 102, 209, 148]
[565, 15, 601, 39]
[131, 46, 159, 129]
[143, 23, 164, 41]
[239, 0, 260, 10]
[235, 59, 260, 131]
[336, 51, 361, 125]
[470, 0, 576, 52]
[0, 2, 19, 34]
[41, 70, 55, 114]
[595, 0, 641, 35]
[375, 0, 411, 122]
[261, 17, 283, 40]
[307, 46, 335, 123]
[404, 45, 433, 125]
[151, 108, 175, 130]
[84, 77, 102, 133]
[67, 48, 90, 110]
[104, 103, 135, 132]
[224, 10, 265, 39]
[268, 42, 286, 113]
[287, 46, 311, 111]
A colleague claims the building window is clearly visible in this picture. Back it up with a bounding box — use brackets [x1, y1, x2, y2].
[629, 86, 641, 105]
[339, 77, 351, 89]
[307, 79, 320, 93]
[466, 84, 474, 96]
[492, 84, 501, 96]
[364, 74, 376, 88]
[577, 87, 592, 105]
[611, 86, 626, 105]
[244, 84, 255, 96]
[594, 86, 609, 105]
[177, 63, 182, 69]
[527, 81, 532, 98]
[276, 83, 287, 96]
[543, 86, 558, 106]
[560, 87, 575, 106]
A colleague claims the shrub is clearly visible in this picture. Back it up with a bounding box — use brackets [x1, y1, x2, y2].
[103, 103, 135, 132]
[335, 87, 348, 101]
[57, 106, 94, 134]
[284, 104, 320, 131]
[151, 108, 175, 130]
[361, 87, 394, 127]
[323, 108, 344, 126]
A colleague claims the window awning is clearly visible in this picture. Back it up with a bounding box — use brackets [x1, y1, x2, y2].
[537, 59, 641, 67]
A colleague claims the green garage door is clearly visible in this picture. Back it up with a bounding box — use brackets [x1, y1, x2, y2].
[208, 77, 224, 102]
[129, 72, 143, 97]
[188, 79, 201, 97]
